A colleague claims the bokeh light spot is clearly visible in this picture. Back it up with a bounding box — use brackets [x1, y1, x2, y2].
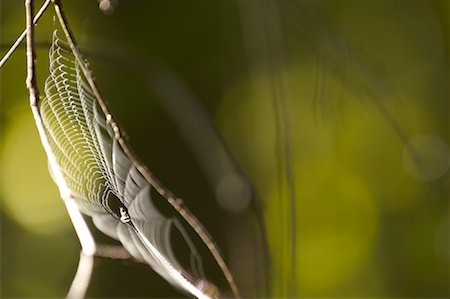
[403, 134, 450, 181]
[0, 111, 70, 235]
[215, 173, 252, 214]
[298, 167, 378, 293]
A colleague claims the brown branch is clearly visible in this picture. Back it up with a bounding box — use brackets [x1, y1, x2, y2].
[53, 1, 240, 298]
[24, 0, 38, 100]
[0, 0, 51, 69]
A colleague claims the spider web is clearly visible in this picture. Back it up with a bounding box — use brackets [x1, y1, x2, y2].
[40, 30, 214, 298]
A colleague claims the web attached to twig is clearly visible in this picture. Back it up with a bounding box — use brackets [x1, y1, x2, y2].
[40, 30, 216, 298]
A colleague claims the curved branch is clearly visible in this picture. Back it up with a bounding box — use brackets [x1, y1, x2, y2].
[25, 1, 97, 298]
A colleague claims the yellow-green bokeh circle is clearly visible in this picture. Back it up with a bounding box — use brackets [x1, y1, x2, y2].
[0, 111, 69, 235]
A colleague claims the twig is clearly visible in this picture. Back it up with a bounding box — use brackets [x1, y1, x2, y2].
[67, 250, 94, 299]
[95, 244, 133, 260]
[1, 0, 51, 68]
[63, 199, 96, 298]
[52, 1, 240, 298]
[25, 1, 96, 298]
[4, 35, 269, 292]
[1, 41, 51, 51]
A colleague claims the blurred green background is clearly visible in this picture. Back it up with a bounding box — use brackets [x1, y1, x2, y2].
[0, 0, 448, 298]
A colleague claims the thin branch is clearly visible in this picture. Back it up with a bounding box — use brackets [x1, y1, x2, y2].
[64, 198, 96, 256]
[0, 0, 51, 69]
[1, 41, 51, 51]
[25, 1, 96, 298]
[62, 201, 95, 299]
[95, 244, 133, 260]
[52, 1, 240, 297]
[67, 251, 94, 299]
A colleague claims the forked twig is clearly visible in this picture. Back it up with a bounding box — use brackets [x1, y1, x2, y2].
[2, 33, 267, 292]
[23, 0, 240, 296]
[1, 0, 51, 68]
[51, 1, 240, 297]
